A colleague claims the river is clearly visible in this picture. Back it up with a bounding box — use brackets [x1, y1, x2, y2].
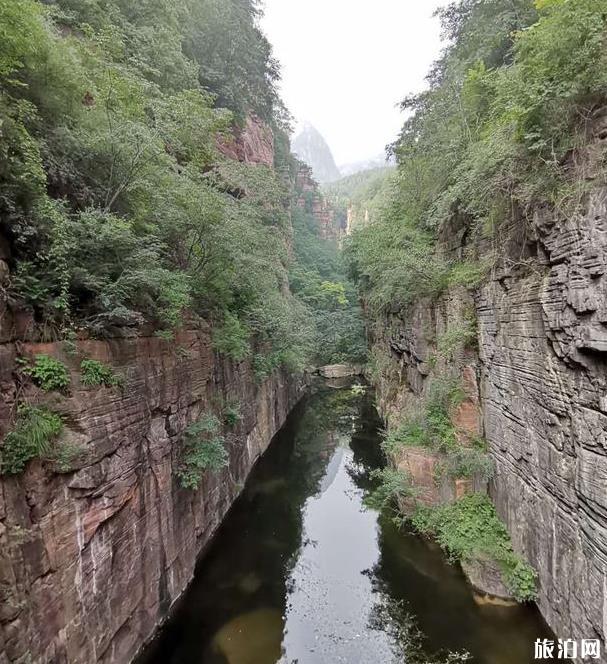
[137, 382, 555, 664]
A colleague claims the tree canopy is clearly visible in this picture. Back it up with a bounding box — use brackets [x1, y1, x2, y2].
[347, 0, 607, 313]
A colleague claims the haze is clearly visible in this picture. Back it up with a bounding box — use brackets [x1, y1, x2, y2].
[261, 0, 446, 166]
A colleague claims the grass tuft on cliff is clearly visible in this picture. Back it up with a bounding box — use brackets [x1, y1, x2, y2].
[0, 405, 64, 475]
[80, 359, 123, 389]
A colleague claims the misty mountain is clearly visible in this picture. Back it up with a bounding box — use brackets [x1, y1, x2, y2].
[292, 123, 341, 184]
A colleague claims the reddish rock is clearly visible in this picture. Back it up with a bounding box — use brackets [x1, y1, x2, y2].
[295, 163, 343, 241]
[395, 446, 476, 510]
[0, 327, 306, 663]
[217, 114, 274, 167]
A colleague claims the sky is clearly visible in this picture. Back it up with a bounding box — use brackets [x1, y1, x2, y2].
[261, 0, 446, 166]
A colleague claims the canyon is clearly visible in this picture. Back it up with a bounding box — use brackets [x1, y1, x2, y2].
[1, 2, 606, 661]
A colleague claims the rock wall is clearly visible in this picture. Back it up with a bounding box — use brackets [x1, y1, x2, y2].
[217, 114, 274, 167]
[369, 181, 607, 648]
[0, 326, 306, 664]
[477, 183, 607, 646]
[294, 163, 344, 241]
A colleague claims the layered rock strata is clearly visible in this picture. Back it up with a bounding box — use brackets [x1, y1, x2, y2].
[369, 178, 607, 645]
[0, 326, 306, 663]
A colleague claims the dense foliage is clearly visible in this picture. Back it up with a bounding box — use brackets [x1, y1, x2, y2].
[289, 194, 367, 365]
[0, 0, 315, 375]
[346, 0, 607, 312]
[411, 494, 537, 602]
[177, 413, 228, 490]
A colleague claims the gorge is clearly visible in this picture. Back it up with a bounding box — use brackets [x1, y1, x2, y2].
[1, 0, 607, 663]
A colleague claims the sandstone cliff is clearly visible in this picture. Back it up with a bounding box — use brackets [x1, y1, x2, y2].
[368, 115, 607, 644]
[0, 326, 305, 663]
[0, 110, 310, 663]
[217, 114, 275, 167]
[294, 163, 344, 241]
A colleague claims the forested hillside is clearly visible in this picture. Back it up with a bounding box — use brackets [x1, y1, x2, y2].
[0, 0, 361, 377]
[347, 0, 607, 312]
[289, 194, 367, 366]
[323, 166, 394, 233]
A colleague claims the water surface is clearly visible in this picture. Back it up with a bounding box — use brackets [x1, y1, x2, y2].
[138, 383, 554, 664]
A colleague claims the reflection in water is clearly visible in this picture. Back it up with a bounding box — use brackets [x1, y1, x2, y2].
[137, 383, 555, 664]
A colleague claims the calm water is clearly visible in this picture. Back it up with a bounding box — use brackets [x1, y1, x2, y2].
[138, 383, 555, 664]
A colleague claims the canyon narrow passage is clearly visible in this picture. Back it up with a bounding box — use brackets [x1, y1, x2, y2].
[137, 383, 553, 664]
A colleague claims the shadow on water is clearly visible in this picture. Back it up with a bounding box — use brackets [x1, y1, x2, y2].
[137, 382, 556, 664]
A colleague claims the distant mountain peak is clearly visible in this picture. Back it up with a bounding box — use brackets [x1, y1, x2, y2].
[292, 124, 341, 184]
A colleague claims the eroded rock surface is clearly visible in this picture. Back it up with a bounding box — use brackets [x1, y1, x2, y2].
[478, 185, 607, 645]
[0, 327, 306, 663]
[370, 181, 607, 645]
[217, 114, 274, 167]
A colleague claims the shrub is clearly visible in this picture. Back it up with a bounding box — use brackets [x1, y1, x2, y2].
[366, 468, 417, 511]
[410, 494, 537, 602]
[252, 352, 280, 382]
[212, 313, 251, 361]
[23, 355, 70, 392]
[437, 316, 478, 361]
[382, 376, 465, 456]
[0, 405, 63, 475]
[382, 376, 493, 485]
[436, 447, 495, 483]
[177, 414, 228, 490]
[447, 261, 489, 290]
[80, 359, 122, 388]
[382, 416, 429, 455]
[223, 402, 241, 427]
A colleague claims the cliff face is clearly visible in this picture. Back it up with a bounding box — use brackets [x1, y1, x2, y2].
[0, 327, 306, 664]
[216, 114, 274, 167]
[295, 163, 344, 241]
[477, 182, 607, 644]
[369, 135, 607, 641]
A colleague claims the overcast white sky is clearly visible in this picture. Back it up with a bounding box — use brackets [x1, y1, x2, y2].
[261, 0, 446, 166]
